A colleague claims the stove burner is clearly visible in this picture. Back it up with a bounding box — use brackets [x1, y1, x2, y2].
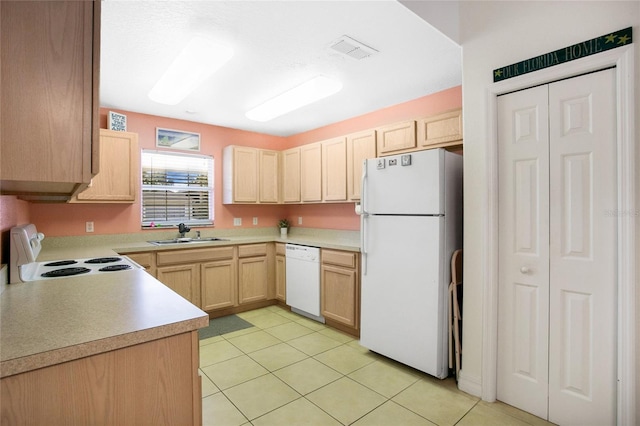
[84, 257, 122, 264]
[41, 267, 91, 278]
[99, 265, 132, 272]
[44, 260, 77, 267]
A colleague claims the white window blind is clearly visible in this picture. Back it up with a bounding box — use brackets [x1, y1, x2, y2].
[141, 150, 214, 227]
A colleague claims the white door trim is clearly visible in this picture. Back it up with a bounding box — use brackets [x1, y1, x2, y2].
[481, 45, 636, 425]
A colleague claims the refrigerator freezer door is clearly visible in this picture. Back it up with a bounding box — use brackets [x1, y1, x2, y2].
[362, 149, 444, 215]
[360, 214, 447, 378]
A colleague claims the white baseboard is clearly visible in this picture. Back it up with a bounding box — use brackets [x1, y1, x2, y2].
[457, 369, 483, 398]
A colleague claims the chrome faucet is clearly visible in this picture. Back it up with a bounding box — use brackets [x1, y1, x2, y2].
[178, 223, 191, 238]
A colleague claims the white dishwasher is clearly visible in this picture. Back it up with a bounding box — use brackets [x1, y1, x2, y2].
[285, 244, 324, 323]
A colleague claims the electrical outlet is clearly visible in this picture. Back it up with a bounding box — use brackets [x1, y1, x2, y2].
[233, 218, 242, 226]
[298, 216, 303, 225]
[253, 217, 258, 225]
[85, 221, 94, 233]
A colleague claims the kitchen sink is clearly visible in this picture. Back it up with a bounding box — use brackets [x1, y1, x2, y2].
[148, 237, 229, 246]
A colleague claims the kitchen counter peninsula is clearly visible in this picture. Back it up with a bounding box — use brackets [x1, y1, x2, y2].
[0, 264, 208, 424]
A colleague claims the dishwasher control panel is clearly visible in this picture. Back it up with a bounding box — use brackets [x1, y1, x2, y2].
[285, 244, 320, 261]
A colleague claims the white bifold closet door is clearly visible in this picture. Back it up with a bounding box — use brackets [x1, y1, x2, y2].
[497, 68, 617, 426]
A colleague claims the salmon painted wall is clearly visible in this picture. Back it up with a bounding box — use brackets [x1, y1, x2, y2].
[0, 196, 30, 264]
[27, 86, 461, 236]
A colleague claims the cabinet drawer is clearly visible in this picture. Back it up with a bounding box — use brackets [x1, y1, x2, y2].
[157, 246, 234, 266]
[238, 243, 268, 258]
[275, 243, 286, 256]
[322, 250, 357, 269]
[125, 252, 154, 268]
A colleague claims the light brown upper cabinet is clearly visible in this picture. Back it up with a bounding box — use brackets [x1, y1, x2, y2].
[259, 149, 279, 203]
[300, 143, 322, 203]
[322, 137, 347, 202]
[282, 148, 301, 203]
[376, 120, 416, 156]
[70, 129, 139, 203]
[0, 1, 100, 199]
[417, 108, 463, 149]
[223, 146, 258, 203]
[223, 145, 279, 204]
[346, 129, 376, 201]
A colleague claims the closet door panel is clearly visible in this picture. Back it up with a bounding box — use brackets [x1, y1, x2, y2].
[548, 68, 617, 426]
[496, 85, 550, 420]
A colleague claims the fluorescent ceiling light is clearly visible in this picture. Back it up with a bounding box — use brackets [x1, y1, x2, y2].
[246, 75, 343, 122]
[149, 36, 233, 105]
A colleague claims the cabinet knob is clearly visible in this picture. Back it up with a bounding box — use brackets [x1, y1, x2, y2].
[520, 266, 530, 274]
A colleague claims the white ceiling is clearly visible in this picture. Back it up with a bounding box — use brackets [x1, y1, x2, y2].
[100, 1, 461, 137]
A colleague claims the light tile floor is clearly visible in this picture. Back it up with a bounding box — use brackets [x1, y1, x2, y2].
[199, 305, 556, 426]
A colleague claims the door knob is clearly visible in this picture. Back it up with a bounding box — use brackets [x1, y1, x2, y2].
[520, 266, 530, 274]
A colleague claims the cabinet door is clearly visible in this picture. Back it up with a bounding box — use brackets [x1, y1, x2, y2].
[321, 265, 358, 328]
[376, 121, 416, 155]
[275, 254, 286, 302]
[259, 150, 279, 203]
[322, 137, 347, 201]
[157, 264, 200, 306]
[73, 130, 139, 202]
[0, 1, 98, 194]
[201, 260, 237, 311]
[123, 252, 156, 277]
[222, 145, 258, 204]
[417, 109, 463, 148]
[346, 130, 376, 201]
[238, 257, 268, 304]
[300, 143, 322, 202]
[282, 148, 301, 203]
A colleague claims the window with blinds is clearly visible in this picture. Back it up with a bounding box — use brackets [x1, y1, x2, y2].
[141, 150, 214, 227]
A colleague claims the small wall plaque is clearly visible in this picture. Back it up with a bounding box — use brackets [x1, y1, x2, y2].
[108, 111, 127, 131]
[156, 128, 201, 151]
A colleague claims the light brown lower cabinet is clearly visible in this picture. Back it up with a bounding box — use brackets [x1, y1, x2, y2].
[321, 249, 360, 335]
[275, 243, 286, 302]
[201, 259, 237, 311]
[238, 244, 270, 304]
[125, 251, 156, 277]
[0, 331, 202, 425]
[156, 263, 200, 306]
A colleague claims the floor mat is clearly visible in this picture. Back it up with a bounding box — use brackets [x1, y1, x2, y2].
[198, 315, 253, 339]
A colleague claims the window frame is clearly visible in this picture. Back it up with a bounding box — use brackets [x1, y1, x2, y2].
[140, 149, 214, 228]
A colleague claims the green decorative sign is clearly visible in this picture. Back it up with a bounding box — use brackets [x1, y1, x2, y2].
[493, 27, 632, 82]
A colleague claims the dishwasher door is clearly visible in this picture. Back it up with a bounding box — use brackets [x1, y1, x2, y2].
[285, 244, 324, 322]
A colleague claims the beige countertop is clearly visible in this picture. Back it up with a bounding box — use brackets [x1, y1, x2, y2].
[1, 228, 358, 378]
[1, 268, 208, 378]
[40, 227, 361, 256]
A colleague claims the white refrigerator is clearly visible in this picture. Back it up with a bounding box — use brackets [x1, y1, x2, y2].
[359, 148, 462, 379]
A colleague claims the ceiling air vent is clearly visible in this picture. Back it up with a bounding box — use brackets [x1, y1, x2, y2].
[329, 35, 378, 60]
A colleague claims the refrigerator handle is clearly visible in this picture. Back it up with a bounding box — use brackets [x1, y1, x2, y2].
[360, 159, 368, 215]
[361, 213, 367, 275]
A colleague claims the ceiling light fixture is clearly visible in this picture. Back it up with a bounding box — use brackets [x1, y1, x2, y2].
[148, 36, 234, 105]
[245, 75, 343, 122]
